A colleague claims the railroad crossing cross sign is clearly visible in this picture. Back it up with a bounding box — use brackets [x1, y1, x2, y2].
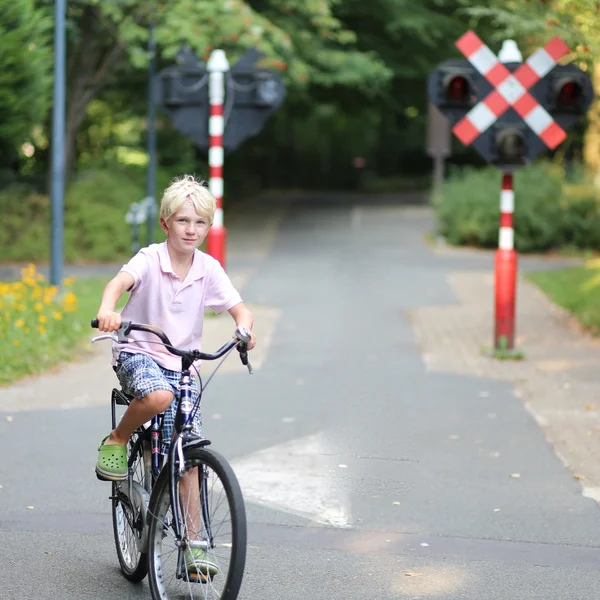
[428, 31, 595, 169]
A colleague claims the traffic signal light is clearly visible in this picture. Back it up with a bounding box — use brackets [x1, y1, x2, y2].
[489, 124, 529, 169]
[441, 72, 474, 108]
[255, 74, 285, 107]
[547, 65, 592, 113]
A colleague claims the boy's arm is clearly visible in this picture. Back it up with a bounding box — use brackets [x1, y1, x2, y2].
[228, 302, 256, 350]
[96, 271, 135, 332]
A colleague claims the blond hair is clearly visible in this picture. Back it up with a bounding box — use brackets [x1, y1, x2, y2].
[159, 174, 216, 224]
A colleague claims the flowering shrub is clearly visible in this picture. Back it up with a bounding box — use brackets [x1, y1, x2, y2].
[0, 264, 84, 383]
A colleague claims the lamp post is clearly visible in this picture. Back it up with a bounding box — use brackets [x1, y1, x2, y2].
[50, 0, 66, 287]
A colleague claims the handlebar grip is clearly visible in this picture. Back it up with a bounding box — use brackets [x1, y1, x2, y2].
[238, 343, 249, 365]
[91, 318, 99, 328]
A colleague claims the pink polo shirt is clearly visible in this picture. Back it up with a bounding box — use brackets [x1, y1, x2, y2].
[112, 242, 242, 371]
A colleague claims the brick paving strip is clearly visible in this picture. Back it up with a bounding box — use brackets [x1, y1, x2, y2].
[407, 269, 600, 499]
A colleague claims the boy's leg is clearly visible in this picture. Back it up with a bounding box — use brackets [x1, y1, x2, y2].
[96, 353, 175, 481]
[105, 389, 174, 446]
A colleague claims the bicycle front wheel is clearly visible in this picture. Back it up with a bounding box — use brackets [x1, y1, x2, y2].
[147, 447, 247, 600]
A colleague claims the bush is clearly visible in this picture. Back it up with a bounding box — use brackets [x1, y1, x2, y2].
[1, 167, 175, 264]
[64, 168, 150, 262]
[433, 162, 600, 253]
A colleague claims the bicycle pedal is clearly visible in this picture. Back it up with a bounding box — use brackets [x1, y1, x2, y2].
[184, 572, 211, 584]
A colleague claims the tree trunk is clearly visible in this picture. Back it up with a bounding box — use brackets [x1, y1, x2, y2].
[583, 63, 600, 186]
[53, 5, 128, 187]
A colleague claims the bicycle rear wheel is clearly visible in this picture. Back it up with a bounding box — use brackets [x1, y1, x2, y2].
[147, 447, 247, 600]
[112, 431, 151, 582]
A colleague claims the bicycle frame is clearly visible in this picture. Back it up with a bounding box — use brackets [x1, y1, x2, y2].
[166, 353, 214, 554]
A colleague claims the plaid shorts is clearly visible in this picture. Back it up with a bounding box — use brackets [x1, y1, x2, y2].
[115, 352, 202, 454]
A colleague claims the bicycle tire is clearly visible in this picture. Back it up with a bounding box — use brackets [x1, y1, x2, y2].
[111, 432, 151, 582]
[147, 446, 247, 600]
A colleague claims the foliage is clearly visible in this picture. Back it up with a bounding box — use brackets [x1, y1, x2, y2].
[527, 258, 600, 336]
[0, 0, 52, 153]
[0, 167, 176, 264]
[0, 264, 82, 383]
[463, 0, 599, 61]
[433, 161, 600, 253]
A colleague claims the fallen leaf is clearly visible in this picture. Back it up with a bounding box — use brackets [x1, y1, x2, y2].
[586, 404, 595, 411]
[5, 416, 13, 423]
[573, 474, 585, 480]
[338, 464, 348, 469]
[26, 506, 34, 510]
[420, 542, 429, 547]
[392, 501, 401, 506]
[509, 473, 521, 478]
[494, 508, 501, 512]
[405, 572, 422, 577]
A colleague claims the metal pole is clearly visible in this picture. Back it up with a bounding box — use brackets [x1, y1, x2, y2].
[206, 50, 229, 269]
[494, 172, 517, 351]
[146, 24, 157, 246]
[50, 0, 66, 287]
[433, 154, 445, 195]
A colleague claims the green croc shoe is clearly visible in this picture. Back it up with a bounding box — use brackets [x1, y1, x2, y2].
[184, 545, 219, 578]
[95, 435, 127, 481]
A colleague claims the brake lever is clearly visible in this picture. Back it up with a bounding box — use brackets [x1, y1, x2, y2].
[92, 333, 119, 343]
[237, 342, 253, 375]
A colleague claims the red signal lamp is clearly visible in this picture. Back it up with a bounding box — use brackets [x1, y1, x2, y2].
[444, 74, 471, 105]
[556, 79, 583, 108]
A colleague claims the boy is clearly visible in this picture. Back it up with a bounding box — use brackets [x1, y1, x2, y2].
[94, 175, 255, 574]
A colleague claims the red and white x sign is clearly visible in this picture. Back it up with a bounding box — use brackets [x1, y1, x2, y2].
[453, 31, 569, 149]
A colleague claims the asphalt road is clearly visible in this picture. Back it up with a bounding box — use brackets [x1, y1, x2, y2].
[2, 193, 600, 600]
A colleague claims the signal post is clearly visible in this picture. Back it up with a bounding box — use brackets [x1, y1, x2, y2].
[428, 33, 594, 354]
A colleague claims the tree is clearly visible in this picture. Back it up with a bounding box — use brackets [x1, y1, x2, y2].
[0, 0, 52, 170]
[46, 0, 395, 180]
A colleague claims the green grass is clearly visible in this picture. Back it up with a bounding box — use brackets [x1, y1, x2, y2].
[1, 275, 119, 386]
[2, 272, 219, 386]
[526, 260, 600, 335]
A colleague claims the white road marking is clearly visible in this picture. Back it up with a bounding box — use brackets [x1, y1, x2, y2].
[231, 432, 352, 528]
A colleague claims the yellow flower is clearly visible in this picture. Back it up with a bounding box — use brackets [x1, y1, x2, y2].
[34, 302, 43, 312]
[63, 291, 78, 313]
[38, 325, 46, 334]
[13, 339, 20, 347]
[63, 277, 75, 286]
[53, 312, 63, 320]
[39, 315, 48, 324]
[15, 319, 24, 328]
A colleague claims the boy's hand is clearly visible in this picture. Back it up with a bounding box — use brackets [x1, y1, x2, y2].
[246, 330, 256, 351]
[96, 310, 122, 332]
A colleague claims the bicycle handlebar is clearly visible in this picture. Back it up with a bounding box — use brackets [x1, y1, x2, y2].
[90, 318, 253, 372]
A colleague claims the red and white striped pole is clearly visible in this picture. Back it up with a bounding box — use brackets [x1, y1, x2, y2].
[206, 49, 229, 269]
[494, 172, 517, 350]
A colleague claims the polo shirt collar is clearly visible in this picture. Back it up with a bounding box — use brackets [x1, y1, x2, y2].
[158, 242, 206, 281]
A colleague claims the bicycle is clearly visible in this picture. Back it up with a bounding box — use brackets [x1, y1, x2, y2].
[91, 318, 253, 600]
